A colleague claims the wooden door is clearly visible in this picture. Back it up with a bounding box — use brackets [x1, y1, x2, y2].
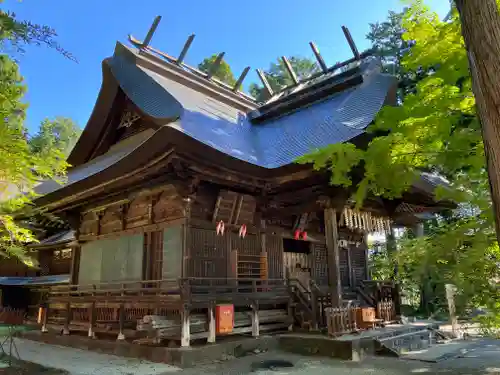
[144, 230, 163, 281]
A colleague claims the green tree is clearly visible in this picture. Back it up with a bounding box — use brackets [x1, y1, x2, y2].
[300, 1, 500, 324]
[198, 54, 236, 86]
[249, 56, 320, 102]
[366, 10, 407, 77]
[0, 6, 75, 60]
[0, 6, 74, 261]
[29, 117, 81, 157]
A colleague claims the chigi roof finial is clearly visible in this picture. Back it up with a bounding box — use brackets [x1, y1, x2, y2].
[142, 16, 162, 48]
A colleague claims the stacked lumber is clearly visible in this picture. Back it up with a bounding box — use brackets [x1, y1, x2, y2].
[136, 309, 290, 342]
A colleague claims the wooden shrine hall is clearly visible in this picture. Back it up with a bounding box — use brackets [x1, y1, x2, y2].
[31, 17, 451, 347]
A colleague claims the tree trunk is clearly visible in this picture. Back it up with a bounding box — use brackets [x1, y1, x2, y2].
[455, 0, 500, 242]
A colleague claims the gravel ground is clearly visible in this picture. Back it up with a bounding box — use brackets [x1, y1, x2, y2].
[5, 338, 179, 375]
[179, 339, 500, 375]
[8, 336, 500, 375]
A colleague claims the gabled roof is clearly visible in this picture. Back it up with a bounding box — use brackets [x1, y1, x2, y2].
[69, 42, 396, 167]
[35, 41, 424, 208]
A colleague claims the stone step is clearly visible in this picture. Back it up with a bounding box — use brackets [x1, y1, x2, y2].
[375, 328, 437, 356]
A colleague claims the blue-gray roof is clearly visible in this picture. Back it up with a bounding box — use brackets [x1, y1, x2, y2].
[36, 45, 398, 198]
[108, 46, 396, 169]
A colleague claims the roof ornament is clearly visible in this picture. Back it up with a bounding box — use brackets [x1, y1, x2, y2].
[342, 26, 361, 60]
[309, 42, 328, 73]
[127, 16, 255, 101]
[118, 110, 141, 129]
[176, 34, 195, 64]
[233, 66, 250, 92]
[206, 52, 226, 80]
[142, 16, 162, 48]
[256, 69, 274, 99]
[281, 56, 299, 85]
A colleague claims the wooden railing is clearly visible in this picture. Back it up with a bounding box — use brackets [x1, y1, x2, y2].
[38, 277, 291, 339]
[356, 280, 400, 320]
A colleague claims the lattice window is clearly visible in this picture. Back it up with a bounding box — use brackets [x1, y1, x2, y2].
[312, 243, 328, 285]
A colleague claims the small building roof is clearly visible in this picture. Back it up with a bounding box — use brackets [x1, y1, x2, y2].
[28, 230, 75, 249]
[0, 274, 70, 286]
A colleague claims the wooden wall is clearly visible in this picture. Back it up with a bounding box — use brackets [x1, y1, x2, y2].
[79, 184, 184, 241]
[78, 234, 143, 286]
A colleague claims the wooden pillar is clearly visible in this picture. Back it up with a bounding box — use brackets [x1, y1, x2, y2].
[251, 302, 260, 337]
[260, 219, 267, 254]
[364, 234, 370, 281]
[207, 304, 216, 343]
[88, 284, 96, 338]
[324, 207, 342, 308]
[286, 278, 294, 331]
[311, 287, 319, 330]
[70, 246, 81, 285]
[41, 307, 49, 333]
[117, 304, 126, 341]
[63, 302, 71, 335]
[88, 302, 96, 338]
[182, 197, 193, 278]
[181, 308, 190, 347]
[346, 244, 353, 288]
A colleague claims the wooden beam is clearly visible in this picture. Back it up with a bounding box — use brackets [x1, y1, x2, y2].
[251, 302, 260, 337]
[63, 302, 71, 335]
[281, 56, 299, 85]
[309, 42, 328, 73]
[342, 26, 360, 60]
[206, 52, 225, 80]
[181, 308, 191, 347]
[233, 66, 250, 92]
[117, 304, 126, 341]
[142, 16, 162, 48]
[177, 34, 195, 64]
[324, 207, 342, 307]
[207, 304, 216, 343]
[182, 196, 193, 278]
[69, 245, 81, 285]
[41, 307, 49, 333]
[256, 69, 274, 98]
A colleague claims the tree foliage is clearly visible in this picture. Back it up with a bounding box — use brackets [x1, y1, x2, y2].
[301, 0, 500, 324]
[0, 5, 75, 261]
[29, 117, 81, 158]
[0, 4, 75, 60]
[198, 54, 236, 86]
[249, 56, 320, 102]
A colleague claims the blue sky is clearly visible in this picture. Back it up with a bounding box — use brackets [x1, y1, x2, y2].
[4, 0, 450, 134]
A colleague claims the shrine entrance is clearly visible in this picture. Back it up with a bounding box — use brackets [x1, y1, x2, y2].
[283, 238, 312, 291]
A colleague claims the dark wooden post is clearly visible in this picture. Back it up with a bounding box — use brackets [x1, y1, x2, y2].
[324, 207, 342, 308]
[286, 277, 294, 331]
[41, 306, 49, 333]
[69, 246, 81, 285]
[181, 307, 191, 347]
[117, 304, 126, 341]
[63, 302, 71, 335]
[207, 303, 216, 344]
[88, 285, 96, 338]
[117, 283, 126, 341]
[251, 301, 260, 337]
[182, 197, 193, 278]
[346, 244, 353, 288]
[310, 281, 319, 330]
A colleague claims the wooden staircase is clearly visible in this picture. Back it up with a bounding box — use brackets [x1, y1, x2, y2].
[289, 279, 364, 332]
